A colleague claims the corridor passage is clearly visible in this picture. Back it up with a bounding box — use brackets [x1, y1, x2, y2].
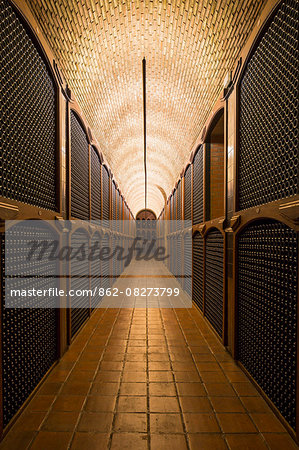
[0, 0, 298, 448]
[0, 269, 296, 450]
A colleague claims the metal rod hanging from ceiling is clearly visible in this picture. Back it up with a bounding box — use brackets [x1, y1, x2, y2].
[142, 57, 147, 210]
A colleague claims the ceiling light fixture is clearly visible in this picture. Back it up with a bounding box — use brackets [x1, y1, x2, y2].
[142, 57, 147, 210]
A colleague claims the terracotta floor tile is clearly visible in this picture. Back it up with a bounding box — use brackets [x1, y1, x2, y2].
[68, 370, 95, 383]
[79, 353, 103, 362]
[27, 395, 55, 412]
[240, 397, 272, 413]
[217, 413, 257, 433]
[174, 371, 201, 382]
[14, 411, 47, 431]
[149, 371, 173, 382]
[71, 432, 109, 450]
[61, 381, 91, 396]
[226, 371, 250, 383]
[188, 434, 227, 450]
[77, 412, 113, 432]
[89, 340, 108, 349]
[184, 339, 205, 346]
[114, 413, 147, 432]
[100, 361, 123, 371]
[128, 339, 146, 346]
[55, 361, 75, 371]
[105, 345, 126, 354]
[149, 382, 176, 396]
[200, 372, 228, 383]
[0, 431, 35, 450]
[122, 371, 147, 382]
[150, 397, 180, 412]
[149, 361, 171, 371]
[166, 334, 184, 340]
[176, 382, 206, 397]
[209, 345, 224, 353]
[42, 412, 79, 432]
[125, 354, 146, 362]
[47, 369, 70, 383]
[214, 353, 233, 362]
[148, 348, 169, 355]
[149, 347, 169, 355]
[219, 362, 240, 371]
[170, 353, 194, 362]
[225, 433, 268, 450]
[109, 339, 128, 346]
[193, 353, 216, 362]
[102, 353, 125, 362]
[148, 353, 170, 362]
[126, 346, 147, 353]
[130, 334, 148, 339]
[52, 395, 85, 411]
[38, 382, 62, 395]
[117, 396, 147, 412]
[262, 433, 298, 450]
[180, 397, 212, 413]
[1, 300, 292, 447]
[151, 434, 188, 450]
[150, 413, 184, 433]
[232, 382, 259, 397]
[172, 362, 197, 372]
[85, 395, 116, 412]
[184, 413, 220, 433]
[86, 343, 108, 351]
[61, 352, 79, 363]
[196, 362, 222, 372]
[210, 396, 245, 413]
[124, 361, 146, 371]
[75, 360, 100, 370]
[189, 346, 211, 354]
[148, 338, 166, 345]
[119, 382, 147, 396]
[204, 383, 237, 397]
[111, 433, 148, 450]
[104, 348, 126, 356]
[30, 432, 72, 450]
[250, 413, 287, 433]
[94, 371, 122, 383]
[91, 382, 120, 396]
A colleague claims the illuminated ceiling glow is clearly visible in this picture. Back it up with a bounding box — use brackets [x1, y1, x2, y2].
[27, 0, 266, 216]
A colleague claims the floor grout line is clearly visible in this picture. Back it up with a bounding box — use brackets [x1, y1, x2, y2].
[107, 308, 134, 449]
[26, 308, 110, 449]
[172, 307, 229, 449]
[1, 262, 295, 449]
[159, 308, 191, 450]
[66, 308, 121, 449]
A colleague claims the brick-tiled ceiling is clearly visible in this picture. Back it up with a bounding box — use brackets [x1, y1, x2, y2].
[27, 0, 266, 216]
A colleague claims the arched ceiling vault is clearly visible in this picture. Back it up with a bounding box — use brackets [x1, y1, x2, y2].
[26, 0, 266, 216]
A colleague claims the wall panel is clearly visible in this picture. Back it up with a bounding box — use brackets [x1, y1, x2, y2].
[239, 0, 298, 210]
[237, 219, 297, 430]
[0, 0, 57, 211]
[70, 112, 89, 220]
[90, 147, 101, 221]
[205, 229, 224, 337]
[193, 233, 203, 311]
[193, 146, 204, 225]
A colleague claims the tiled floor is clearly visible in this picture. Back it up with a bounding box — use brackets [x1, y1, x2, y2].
[0, 271, 297, 449]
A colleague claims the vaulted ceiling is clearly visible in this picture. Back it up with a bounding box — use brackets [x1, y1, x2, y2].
[27, 0, 266, 216]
